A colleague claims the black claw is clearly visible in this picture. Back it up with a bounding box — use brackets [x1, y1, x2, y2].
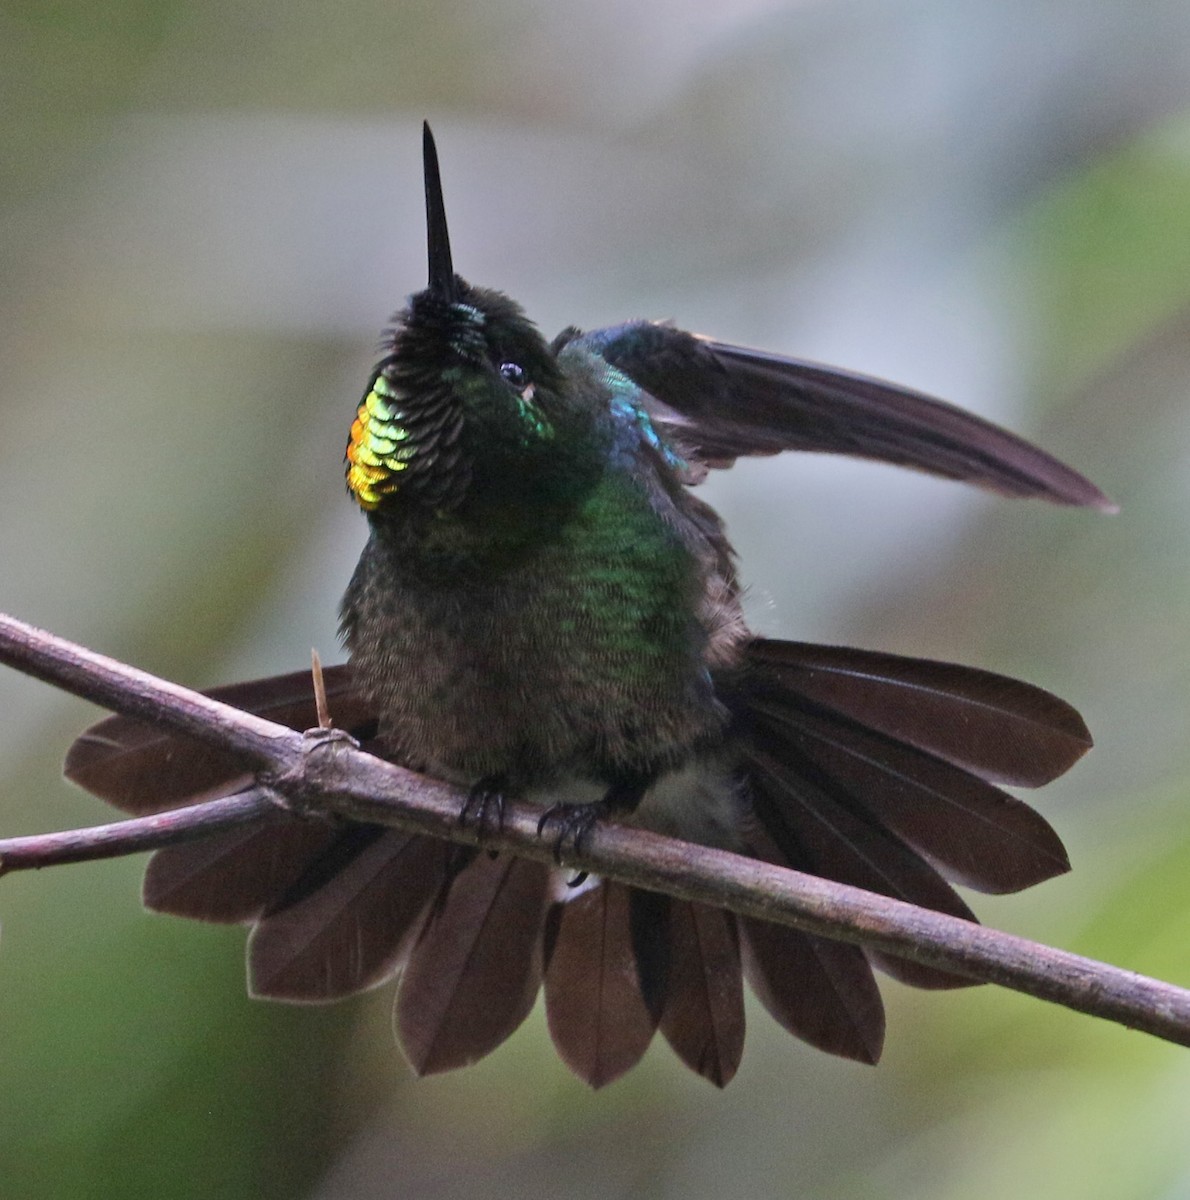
[459, 776, 507, 841]
[535, 771, 657, 863]
[536, 801, 606, 863]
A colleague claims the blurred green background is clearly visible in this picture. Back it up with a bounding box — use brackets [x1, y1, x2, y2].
[4, 1, 1190, 1196]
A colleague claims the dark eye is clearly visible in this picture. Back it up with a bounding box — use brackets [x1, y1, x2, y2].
[499, 361, 527, 388]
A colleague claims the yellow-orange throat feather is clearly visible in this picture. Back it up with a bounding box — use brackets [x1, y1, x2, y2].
[346, 373, 415, 510]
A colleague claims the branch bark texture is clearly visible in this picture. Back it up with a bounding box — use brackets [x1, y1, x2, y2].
[0, 610, 1187, 1049]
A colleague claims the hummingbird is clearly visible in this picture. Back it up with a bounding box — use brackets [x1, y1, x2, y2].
[65, 124, 1110, 1088]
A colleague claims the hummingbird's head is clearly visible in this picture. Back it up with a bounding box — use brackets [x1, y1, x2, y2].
[346, 124, 566, 515]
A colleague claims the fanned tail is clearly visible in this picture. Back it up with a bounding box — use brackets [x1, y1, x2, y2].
[62, 669, 561, 1068]
[61, 640, 1092, 1082]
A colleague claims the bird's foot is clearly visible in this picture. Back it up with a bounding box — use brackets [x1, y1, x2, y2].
[458, 775, 507, 857]
[536, 800, 607, 873]
[536, 771, 655, 869]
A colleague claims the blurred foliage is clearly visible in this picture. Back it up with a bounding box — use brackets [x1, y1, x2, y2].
[4, 2, 1190, 1198]
[1019, 117, 1190, 396]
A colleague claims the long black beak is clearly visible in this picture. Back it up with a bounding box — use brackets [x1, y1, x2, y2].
[423, 122, 458, 304]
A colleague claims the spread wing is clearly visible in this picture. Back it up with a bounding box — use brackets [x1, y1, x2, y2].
[570, 321, 1113, 509]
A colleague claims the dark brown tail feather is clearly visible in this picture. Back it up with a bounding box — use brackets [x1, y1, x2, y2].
[730, 639, 1088, 991]
[734, 640, 1082, 892]
[746, 640, 1091, 787]
[739, 915, 886, 1064]
[746, 745, 979, 921]
[142, 807, 343, 923]
[746, 696, 1070, 893]
[64, 666, 369, 814]
[248, 828, 447, 1003]
[657, 900, 745, 1087]
[395, 854, 552, 1075]
[543, 881, 660, 1088]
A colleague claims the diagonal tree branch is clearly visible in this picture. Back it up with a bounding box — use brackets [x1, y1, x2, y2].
[0, 609, 1188, 1049]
